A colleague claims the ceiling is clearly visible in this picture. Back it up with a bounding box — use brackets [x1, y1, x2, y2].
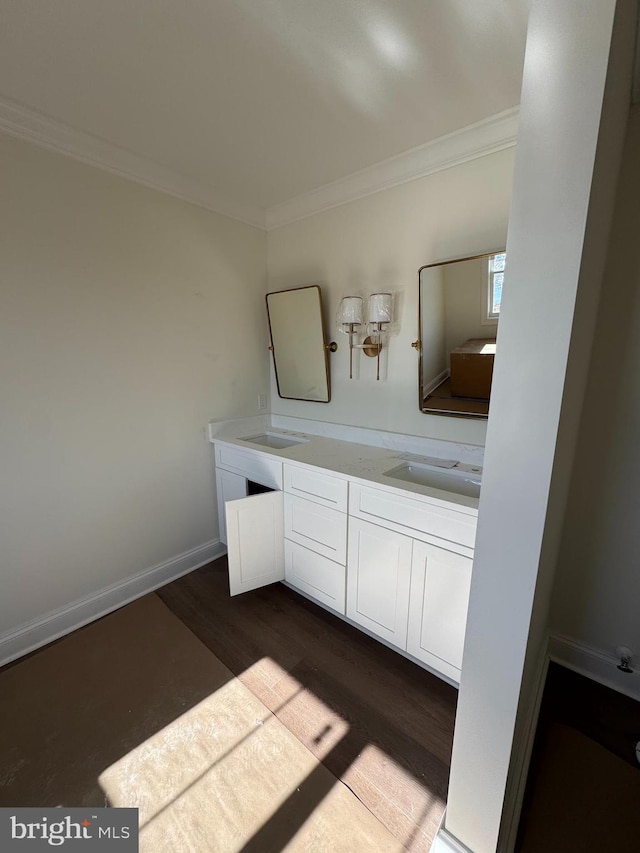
[0, 0, 529, 224]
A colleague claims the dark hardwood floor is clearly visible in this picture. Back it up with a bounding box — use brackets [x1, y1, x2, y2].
[516, 663, 640, 852]
[533, 663, 640, 769]
[158, 556, 458, 851]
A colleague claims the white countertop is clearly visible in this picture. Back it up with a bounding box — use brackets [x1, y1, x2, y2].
[210, 422, 481, 512]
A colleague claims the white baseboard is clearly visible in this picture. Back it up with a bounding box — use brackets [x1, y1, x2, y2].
[433, 635, 640, 853]
[548, 632, 640, 702]
[430, 827, 473, 853]
[423, 369, 450, 398]
[0, 539, 226, 668]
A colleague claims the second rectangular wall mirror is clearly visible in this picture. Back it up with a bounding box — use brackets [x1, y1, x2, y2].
[418, 251, 505, 418]
[266, 285, 336, 403]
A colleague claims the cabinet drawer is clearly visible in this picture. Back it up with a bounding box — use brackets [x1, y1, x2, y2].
[285, 540, 346, 614]
[349, 483, 476, 552]
[284, 464, 348, 512]
[215, 444, 283, 490]
[284, 494, 347, 564]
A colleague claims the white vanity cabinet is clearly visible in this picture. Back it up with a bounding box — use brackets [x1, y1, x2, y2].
[282, 466, 348, 615]
[347, 482, 476, 683]
[215, 443, 348, 615]
[213, 438, 477, 685]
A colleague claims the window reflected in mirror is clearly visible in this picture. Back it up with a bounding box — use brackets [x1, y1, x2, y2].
[418, 251, 505, 418]
[486, 252, 505, 320]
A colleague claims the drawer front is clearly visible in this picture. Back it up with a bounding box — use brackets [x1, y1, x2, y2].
[285, 540, 346, 614]
[284, 494, 347, 564]
[284, 464, 348, 512]
[215, 444, 283, 490]
[349, 483, 476, 552]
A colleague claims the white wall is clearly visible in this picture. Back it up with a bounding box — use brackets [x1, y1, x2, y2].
[420, 265, 446, 392]
[551, 104, 640, 660]
[0, 133, 267, 638]
[442, 2, 635, 851]
[267, 148, 515, 445]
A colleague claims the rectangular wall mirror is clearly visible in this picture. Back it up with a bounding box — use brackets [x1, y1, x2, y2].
[266, 285, 332, 403]
[418, 251, 505, 418]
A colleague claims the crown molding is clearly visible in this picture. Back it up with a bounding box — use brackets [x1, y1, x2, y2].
[0, 96, 519, 233]
[265, 106, 520, 230]
[0, 97, 267, 229]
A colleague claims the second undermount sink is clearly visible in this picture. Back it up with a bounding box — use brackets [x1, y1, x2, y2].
[241, 432, 309, 450]
[384, 462, 481, 499]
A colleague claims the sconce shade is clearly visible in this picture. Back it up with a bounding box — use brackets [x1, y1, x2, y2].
[339, 296, 363, 325]
[369, 292, 393, 323]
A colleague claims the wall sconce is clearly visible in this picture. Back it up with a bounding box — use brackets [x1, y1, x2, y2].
[338, 296, 363, 379]
[338, 293, 393, 380]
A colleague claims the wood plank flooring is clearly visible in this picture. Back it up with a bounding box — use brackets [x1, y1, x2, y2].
[516, 664, 640, 852]
[158, 556, 457, 851]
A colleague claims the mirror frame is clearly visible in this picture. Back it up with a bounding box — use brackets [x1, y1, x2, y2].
[266, 284, 333, 404]
[417, 250, 503, 419]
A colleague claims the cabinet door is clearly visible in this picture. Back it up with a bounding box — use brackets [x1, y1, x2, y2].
[226, 491, 284, 596]
[408, 540, 472, 681]
[215, 468, 247, 545]
[346, 518, 412, 649]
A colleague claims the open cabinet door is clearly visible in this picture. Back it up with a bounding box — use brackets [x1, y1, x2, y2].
[226, 490, 284, 596]
[215, 468, 247, 546]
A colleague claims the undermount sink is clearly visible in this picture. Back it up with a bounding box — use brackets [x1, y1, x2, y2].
[241, 432, 309, 450]
[384, 462, 481, 499]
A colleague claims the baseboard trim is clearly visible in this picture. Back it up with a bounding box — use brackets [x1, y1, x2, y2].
[548, 632, 640, 702]
[0, 539, 226, 668]
[431, 827, 473, 853]
[423, 369, 450, 398]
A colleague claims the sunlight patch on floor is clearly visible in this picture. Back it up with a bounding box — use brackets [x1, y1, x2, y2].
[276, 684, 351, 761]
[99, 677, 324, 847]
[94, 658, 411, 852]
[343, 743, 445, 850]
